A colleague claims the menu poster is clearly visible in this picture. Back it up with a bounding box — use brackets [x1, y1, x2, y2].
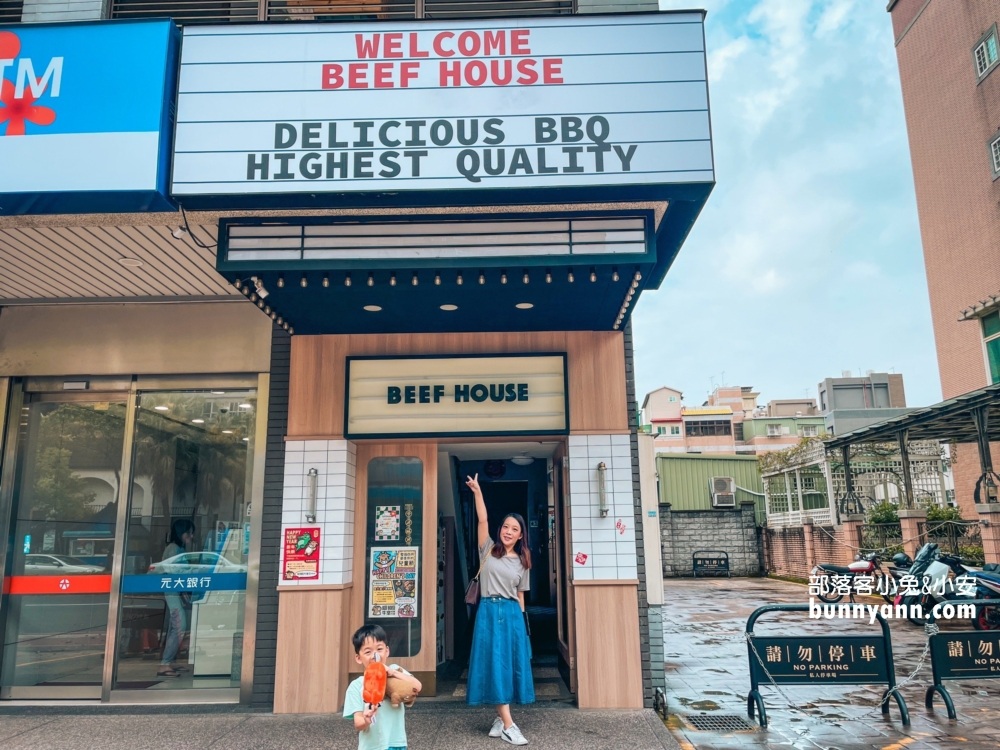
[282, 527, 321, 581]
[368, 546, 419, 618]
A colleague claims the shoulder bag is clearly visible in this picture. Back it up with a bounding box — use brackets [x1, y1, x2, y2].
[464, 546, 490, 605]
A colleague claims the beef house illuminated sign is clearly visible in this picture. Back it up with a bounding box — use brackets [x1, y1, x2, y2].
[171, 13, 713, 198]
[345, 354, 568, 439]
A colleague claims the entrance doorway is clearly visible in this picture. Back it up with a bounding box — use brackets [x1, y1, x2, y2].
[0, 378, 264, 701]
[433, 443, 571, 703]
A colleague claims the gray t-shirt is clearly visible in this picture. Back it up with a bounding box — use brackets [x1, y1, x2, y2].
[477, 538, 530, 600]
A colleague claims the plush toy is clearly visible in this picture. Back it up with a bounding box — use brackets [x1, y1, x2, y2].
[386, 670, 420, 707]
[362, 653, 387, 709]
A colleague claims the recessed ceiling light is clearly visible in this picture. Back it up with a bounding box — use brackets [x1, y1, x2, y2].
[192, 418, 205, 424]
[154, 405, 169, 411]
[222, 430, 233, 434]
[117, 257, 143, 267]
[211, 391, 225, 395]
[515, 302, 534, 309]
[238, 403, 253, 409]
[364, 305, 382, 312]
[243, 437, 250, 442]
[440, 304, 458, 311]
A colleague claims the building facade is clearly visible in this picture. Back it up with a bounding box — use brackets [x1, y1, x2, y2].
[0, 2, 713, 710]
[887, 0, 1000, 510]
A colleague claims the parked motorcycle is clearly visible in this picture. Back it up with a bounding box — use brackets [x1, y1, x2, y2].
[894, 542, 984, 627]
[961, 562, 1000, 630]
[810, 551, 894, 604]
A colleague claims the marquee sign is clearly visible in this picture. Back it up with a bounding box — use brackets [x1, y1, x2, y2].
[171, 13, 712, 202]
[345, 353, 568, 438]
[0, 21, 177, 214]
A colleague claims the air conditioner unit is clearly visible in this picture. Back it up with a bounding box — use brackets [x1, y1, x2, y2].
[710, 476, 737, 508]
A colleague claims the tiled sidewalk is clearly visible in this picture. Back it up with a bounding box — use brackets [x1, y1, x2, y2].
[663, 577, 1000, 750]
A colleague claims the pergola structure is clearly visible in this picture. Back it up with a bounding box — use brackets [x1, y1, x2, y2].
[825, 382, 1000, 510]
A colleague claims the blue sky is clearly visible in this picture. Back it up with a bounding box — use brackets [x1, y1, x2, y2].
[634, 0, 940, 409]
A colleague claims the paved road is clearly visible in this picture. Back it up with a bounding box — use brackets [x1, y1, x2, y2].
[663, 577, 1000, 750]
[0, 703, 679, 750]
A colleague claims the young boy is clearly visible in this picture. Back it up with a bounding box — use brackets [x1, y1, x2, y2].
[344, 624, 422, 750]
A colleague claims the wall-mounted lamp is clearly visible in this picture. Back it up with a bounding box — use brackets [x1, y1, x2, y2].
[306, 468, 319, 523]
[597, 461, 608, 517]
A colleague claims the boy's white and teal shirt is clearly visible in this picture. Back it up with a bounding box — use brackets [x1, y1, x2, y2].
[343, 665, 409, 750]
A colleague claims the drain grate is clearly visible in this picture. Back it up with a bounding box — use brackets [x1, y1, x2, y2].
[683, 714, 757, 732]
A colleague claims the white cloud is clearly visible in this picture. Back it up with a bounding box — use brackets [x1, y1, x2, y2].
[633, 0, 939, 409]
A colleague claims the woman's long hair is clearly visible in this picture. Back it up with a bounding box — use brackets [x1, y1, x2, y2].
[491, 513, 532, 569]
[168, 519, 195, 548]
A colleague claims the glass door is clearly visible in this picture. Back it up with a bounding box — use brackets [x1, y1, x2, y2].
[0, 395, 128, 699]
[111, 389, 257, 693]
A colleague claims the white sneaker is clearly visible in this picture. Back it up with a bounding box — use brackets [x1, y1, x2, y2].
[489, 717, 504, 738]
[501, 724, 528, 746]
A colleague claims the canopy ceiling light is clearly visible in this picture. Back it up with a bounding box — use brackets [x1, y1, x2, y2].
[510, 454, 535, 466]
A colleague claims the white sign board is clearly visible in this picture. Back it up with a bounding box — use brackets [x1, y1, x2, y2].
[171, 13, 712, 196]
[345, 354, 568, 438]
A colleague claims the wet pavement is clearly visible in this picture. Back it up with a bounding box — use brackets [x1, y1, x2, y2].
[663, 577, 1000, 750]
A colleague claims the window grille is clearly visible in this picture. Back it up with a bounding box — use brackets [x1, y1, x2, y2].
[110, 0, 575, 24]
[0, 0, 21, 22]
[974, 29, 999, 78]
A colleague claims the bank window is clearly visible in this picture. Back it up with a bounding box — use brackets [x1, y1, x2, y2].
[974, 27, 999, 79]
[364, 457, 423, 657]
[800, 425, 819, 438]
[656, 426, 666, 434]
[670, 425, 681, 436]
[685, 420, 731, 437]
[984, 310, 1000, 384]
[991, 133, 1000, 179]
[669, 396, 678, 402]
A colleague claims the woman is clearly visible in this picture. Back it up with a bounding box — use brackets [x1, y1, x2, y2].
[157, 519, 195, 678]
[465, 473, 534, 746]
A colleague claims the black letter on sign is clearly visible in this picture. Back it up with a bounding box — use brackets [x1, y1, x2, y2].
[454, 384, 470, 402]
[387, 386, 402, 404]
[274, 123, 298, 149]
[471, 384, 489, 403]
[517, 384, 529, 401]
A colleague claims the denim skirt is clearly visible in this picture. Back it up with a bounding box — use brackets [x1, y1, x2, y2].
[467, 596, 535, 706]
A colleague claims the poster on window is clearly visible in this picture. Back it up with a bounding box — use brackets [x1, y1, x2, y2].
[282, 527, 321, 581]
[375, 506, 401, 541]
[368, 546, 418, 618]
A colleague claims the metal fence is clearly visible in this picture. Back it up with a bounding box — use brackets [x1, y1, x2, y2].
[856, 522, 903, 554]
[918, 520, 985, 566]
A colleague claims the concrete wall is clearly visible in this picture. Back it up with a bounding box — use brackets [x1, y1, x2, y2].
[659, 504, 760, 577]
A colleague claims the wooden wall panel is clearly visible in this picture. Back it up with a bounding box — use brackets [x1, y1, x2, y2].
[348, 443, 439, 681]
[288, 331, 627, 438]
[574, 583, 643, 709]
[274, 588, 351, 713]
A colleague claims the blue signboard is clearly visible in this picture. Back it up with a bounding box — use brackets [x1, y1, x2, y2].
[121, 572, 247, 594]
[0, 20, 178, 214]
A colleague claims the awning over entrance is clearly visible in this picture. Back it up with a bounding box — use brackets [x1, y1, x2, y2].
[216, 199, 704, 333]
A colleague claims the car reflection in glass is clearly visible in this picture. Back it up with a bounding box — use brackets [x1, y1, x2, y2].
[24, 553, 105, 574]
[148, 552, 247, 576]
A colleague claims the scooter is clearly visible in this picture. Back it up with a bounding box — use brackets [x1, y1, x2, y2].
[958, 563, 1000, 630]
[810, 551, 893, 604]
[895, 543, 981, 626]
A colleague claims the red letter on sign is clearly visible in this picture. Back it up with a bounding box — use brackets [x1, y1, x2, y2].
[356, 34, 380, 58]
[542, 58, 563, 84]
[321, 63, 344, 89]
[511, 29, 531, 55]
[400, 62, 420, 88]
[384, 33, 403, 58]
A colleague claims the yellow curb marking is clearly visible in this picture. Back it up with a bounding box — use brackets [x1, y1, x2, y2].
[881, 738, 916, 750]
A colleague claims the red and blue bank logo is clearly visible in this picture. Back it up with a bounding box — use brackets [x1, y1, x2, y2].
[0, 30, 60, 136]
